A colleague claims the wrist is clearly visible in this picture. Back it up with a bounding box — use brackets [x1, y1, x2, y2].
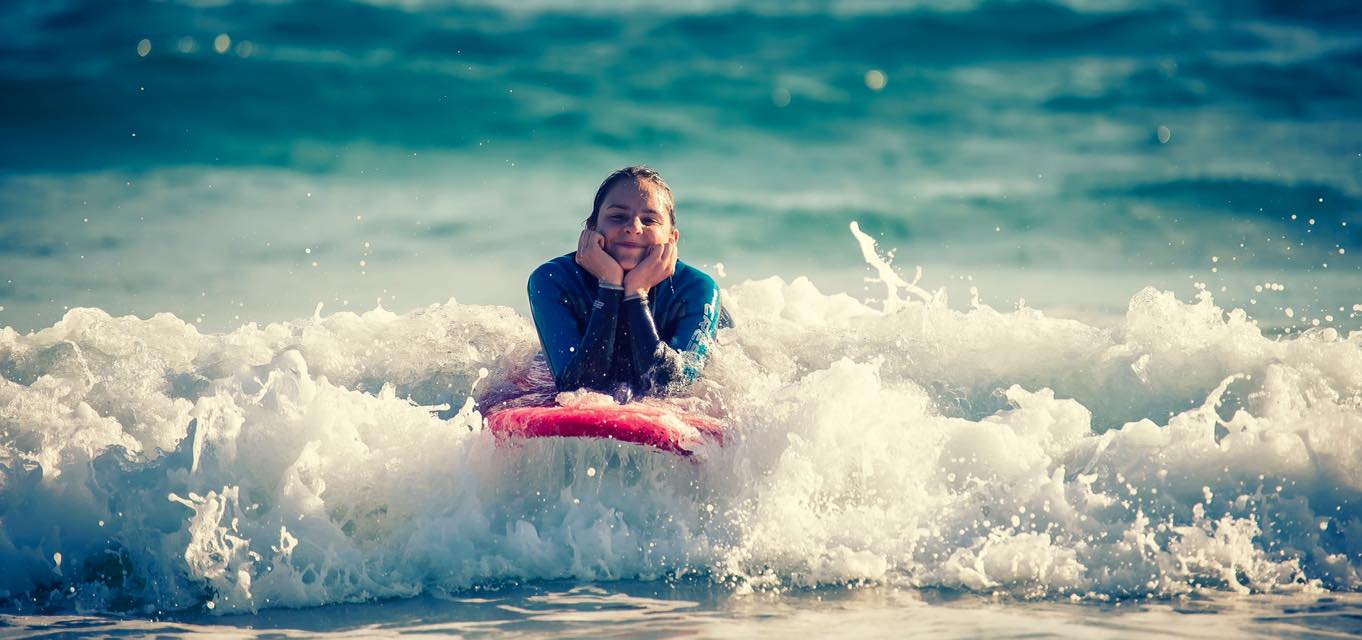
[622, 275, 643, 295]
[596, 267, 623, 286]
[622, 272, 646, 289]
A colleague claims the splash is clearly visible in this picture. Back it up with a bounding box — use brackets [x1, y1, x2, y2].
[1, 227, 1360, 614]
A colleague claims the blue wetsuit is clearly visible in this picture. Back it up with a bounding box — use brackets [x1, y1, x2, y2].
[528, 253, 727, 399]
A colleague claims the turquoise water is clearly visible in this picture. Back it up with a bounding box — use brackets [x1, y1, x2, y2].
[3, 0, 1362, 635]
[1, 0, 1360, 331]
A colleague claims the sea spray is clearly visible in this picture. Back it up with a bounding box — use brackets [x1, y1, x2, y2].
[1, 230, 1360, 614]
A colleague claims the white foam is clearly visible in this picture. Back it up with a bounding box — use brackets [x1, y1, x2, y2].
[1, 230, 1360, 614]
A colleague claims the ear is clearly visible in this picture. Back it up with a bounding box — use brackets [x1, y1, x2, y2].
[585, 216, 596, 231]
[670, 228, 680, 243]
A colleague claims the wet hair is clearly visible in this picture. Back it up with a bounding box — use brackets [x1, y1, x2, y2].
[587, 165, 675, 228]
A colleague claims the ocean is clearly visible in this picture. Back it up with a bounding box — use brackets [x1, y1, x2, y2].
[1, 0, 1361, 636]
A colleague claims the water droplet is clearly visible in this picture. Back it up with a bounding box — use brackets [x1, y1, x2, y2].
[864, 69, 887, 91]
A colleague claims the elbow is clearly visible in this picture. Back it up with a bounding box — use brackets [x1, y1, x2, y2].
[638, 348, 697, 397]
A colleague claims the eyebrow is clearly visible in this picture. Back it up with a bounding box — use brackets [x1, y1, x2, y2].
[604, 204, 661, 215]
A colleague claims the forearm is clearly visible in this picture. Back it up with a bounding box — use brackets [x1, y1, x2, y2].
[546, 285, 624, 391]
[622, 294, 688, 395]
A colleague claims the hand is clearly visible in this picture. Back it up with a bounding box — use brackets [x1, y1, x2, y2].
[623, 242, 677, 298]
[575, 229, 624, 286]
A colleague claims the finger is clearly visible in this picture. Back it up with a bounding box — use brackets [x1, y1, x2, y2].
[663, 243, 678, 275]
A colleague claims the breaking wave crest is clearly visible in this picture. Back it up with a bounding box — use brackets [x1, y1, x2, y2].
[1, 226, 1360, 614]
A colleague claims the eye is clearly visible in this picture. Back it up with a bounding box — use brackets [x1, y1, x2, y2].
[642, 217, 660, 226]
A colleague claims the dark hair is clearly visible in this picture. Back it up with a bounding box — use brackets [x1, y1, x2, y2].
[587, 165, 675, 228]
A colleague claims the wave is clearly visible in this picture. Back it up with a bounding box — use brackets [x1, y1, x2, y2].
[1, 225, 1359, 614]
[6, 0, 1361, 172]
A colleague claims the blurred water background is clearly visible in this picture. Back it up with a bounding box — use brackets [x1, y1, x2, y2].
[1, 0, 1359, 332]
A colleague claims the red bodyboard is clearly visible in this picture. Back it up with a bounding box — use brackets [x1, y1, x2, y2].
[487, 402, 724, 456]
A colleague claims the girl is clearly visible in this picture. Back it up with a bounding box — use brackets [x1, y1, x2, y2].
[527, 166, 726, 400]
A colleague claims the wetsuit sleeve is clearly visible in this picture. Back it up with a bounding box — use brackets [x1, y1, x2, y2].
[528, 264, 623, 392]
[622, 279, 722, 396]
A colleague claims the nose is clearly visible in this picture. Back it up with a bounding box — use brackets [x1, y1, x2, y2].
[626, 216, 644, 233]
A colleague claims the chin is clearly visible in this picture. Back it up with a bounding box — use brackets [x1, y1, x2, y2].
[610, 250, 644, 271]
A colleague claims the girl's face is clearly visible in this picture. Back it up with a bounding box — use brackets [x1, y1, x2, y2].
[591, 178, 677, 271]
